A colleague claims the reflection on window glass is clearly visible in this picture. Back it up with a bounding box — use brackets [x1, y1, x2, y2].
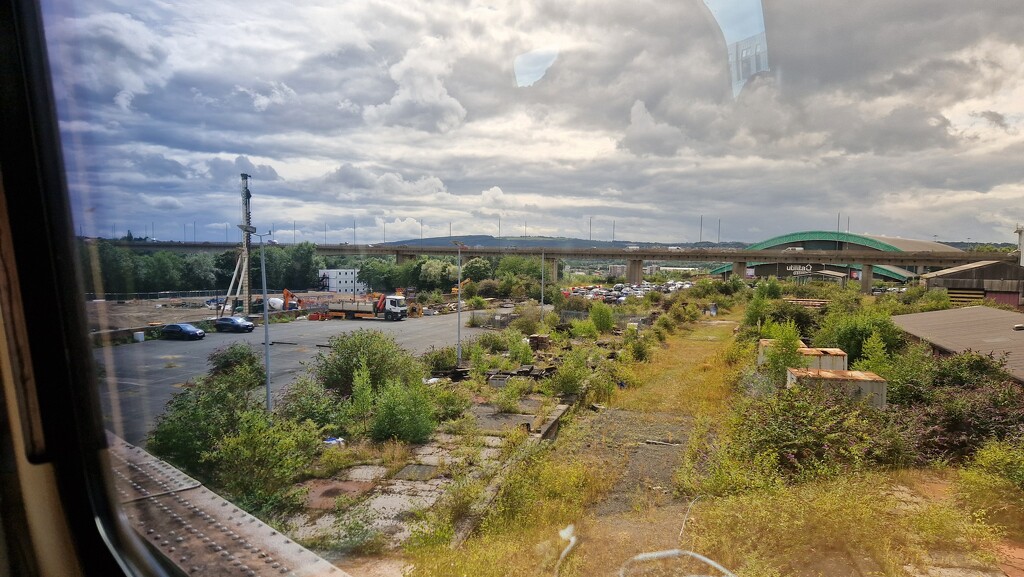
[39, 0, 1024, 576]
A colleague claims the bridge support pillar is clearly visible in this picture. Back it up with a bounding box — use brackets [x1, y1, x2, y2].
[860, 264, 874, 293]
[626, 259, 644, 285]
[396, 252, 417, 266]
[731, 261, 746, 279]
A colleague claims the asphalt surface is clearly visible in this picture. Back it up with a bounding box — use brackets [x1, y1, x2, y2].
[95, 313, 488, 446]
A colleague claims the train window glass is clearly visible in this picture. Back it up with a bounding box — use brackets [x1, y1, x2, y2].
[36, 1, 1024, 576]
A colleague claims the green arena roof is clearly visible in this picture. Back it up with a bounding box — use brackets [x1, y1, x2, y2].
[708, 230, 950, 280]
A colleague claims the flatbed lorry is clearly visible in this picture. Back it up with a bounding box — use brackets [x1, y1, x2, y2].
[326, 293, 408, 321]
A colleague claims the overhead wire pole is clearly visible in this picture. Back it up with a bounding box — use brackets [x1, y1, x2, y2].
[452, 240, 467, 366]
[245, 227, 273, 412]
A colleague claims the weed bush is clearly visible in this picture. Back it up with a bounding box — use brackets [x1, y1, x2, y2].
[466, 295, 487, 310]
[955, 439, 1024, 537]
[588, 301, 614, 333]
[274, 377, 343, 435]
[429, 384, 471, 422]
[508, 337, 534, 365]
[204, 410, 322, 517]
[476, 331, 509, 353]
[422, 345, 458, 373]
[493, 376, 532, 413]
[543, 347, 591, 396]
[569, 318, 599, 339]
[148, 363, 264, 479]
[313, 329, 424, 396]
[207, 342, 264, 378]
[902, 381, 1024, 462]
[370, 381, 437, 444]
[812, 311, 902, 363]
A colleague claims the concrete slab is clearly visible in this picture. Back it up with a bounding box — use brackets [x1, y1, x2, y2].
[394, 464, 438, 481]
[345, 466, 388, 482]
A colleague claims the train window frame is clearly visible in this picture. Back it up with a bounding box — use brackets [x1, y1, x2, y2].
[0, 1, 174, 575]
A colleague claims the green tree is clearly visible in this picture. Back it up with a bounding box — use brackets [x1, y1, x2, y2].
[284, 242, 322, 288]
[495, 255, 541, 279]
[358, 258, 397, 292]
[461, 257, 492, 282]
[182, 253, 218, 289]
[419, 258, 456, 291]
[139, 251, 184, 291]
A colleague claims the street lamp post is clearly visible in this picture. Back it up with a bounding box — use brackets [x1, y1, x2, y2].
[241, 224, 272, 412]
[452, 240, 466, 366]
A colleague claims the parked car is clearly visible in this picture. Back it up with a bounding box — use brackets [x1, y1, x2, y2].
[160, 323, 205, 340]
[214, 316, 255, 333]
[214, 315, 256, 334]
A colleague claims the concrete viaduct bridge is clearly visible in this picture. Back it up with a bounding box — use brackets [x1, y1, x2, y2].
[114, 240, 1016, 293]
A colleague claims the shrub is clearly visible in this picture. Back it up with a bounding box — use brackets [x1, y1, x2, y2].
[544, 347, 591, 396]
[955, 439, 1024, 537]
[589, 301, 615, 333]
[812, 311, 902, 363]
[476, 279, 500, 297]
[422, 346, 458, 373]
[208, 342, 264, 378]
[313, 329, 424, 396]
[342, 359, 375, 438]
[204, 410, 323, 517]
[933, 350, 1009, 388]
[728, 385, 912, 483]
[760, 320, 807, 385]
[754, 276, 782, 299]
[569, 318, 599, 339]
[902, 381, 1024, 462]
[510, 304, 541, 335]
[476, 331, 509, 353]
[654, 313, 675, 334]
[508, 337, 534, 366]
[148, 363, 264, 479]
[275, 377, 343, 435]
[370, 381, 437, 444]
[560, 295, 591, 312]
[466, 295, 487, 310]
[493, 377, 532, 413]
[429, 385, 471, 422]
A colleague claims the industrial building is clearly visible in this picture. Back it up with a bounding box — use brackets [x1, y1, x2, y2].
[920, 261, 1024, 306]
[318, 269, 368, 295]
[893, 306, 1024, 383]
[712, 230, 958, 282]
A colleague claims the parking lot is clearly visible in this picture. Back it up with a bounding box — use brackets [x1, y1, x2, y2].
[95, 313, 486, 446]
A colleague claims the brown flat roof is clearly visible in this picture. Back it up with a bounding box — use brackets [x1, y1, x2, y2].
[797, 347, 848, 357]
[892, 306, 1024, 382]
[788, 368, 885, 381]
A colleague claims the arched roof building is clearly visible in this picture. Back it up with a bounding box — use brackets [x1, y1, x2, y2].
[712, 231, 960, 282]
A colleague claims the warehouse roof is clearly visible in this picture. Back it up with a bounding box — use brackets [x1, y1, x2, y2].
[892, 306, 1024, 383]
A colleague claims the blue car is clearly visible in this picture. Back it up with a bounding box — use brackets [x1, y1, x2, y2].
[160, 323, 205, 340]
[214, 316, 255, 333]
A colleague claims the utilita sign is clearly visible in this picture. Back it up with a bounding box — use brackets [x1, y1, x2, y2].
[786, 264, 815, 272]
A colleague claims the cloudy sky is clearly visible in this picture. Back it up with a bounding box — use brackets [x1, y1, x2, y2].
[42, 0, 1024, 245]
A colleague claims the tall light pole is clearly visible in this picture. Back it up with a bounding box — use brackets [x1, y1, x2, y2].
[452, 240, 467, 366]
[540, 249, 545, 309]
[241, 224, 273, 412]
